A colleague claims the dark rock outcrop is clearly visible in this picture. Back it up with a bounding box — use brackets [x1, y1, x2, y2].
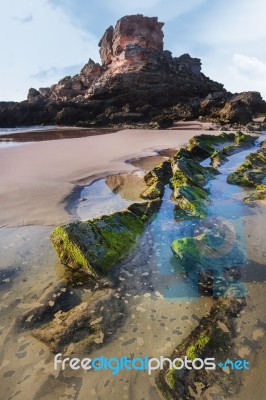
[0, 14, 265, 127]
[219, 91, 266, 124]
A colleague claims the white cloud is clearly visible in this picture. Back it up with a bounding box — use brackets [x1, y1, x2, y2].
[201, 53, 266, 100]
[233, 54, 266, 77]
[0, 0, 99, 101]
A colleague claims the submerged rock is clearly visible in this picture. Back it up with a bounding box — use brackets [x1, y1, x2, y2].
[244, 184, 266, 203]
[171, 215, 246, 293]
[156, 295, 245, 400]
[32, 288, 125, 353]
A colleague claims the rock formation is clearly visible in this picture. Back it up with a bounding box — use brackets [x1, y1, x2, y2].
[0, 14, 265, 127]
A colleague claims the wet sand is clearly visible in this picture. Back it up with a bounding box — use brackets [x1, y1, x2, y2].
[0, 125, 265, 400]
[0, 127, 117, 142]
[0, 124, 224, 227]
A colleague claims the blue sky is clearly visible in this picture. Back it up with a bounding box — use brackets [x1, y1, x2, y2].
[1, 0, 266, 101]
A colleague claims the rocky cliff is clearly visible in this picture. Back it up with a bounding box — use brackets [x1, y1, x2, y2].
[0, 14, 265, 127]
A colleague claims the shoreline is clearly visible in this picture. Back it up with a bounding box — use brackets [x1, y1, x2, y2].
[0, 125, 229, 227]
[0, 126, 118, 142]
[0, 128, 265, 400]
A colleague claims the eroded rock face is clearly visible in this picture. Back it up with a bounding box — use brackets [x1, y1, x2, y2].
[219, 92, 266, 123]
[0, 14, 265, 127]
[99, 14, 164, 66]
[99, 26, 114, 66]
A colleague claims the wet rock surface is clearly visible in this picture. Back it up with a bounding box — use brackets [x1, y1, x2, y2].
[51, 199, 162, 281]
[156, 296, 246, 400]
[8, 132, 265, 399]
[227, 148, 266, 204]
[170, 132, 254, 219]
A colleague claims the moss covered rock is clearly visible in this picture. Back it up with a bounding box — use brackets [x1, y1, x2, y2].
[156, 296, 245, 400]
[51, 210, 146, 280]
[227, 148, 266, 187]
[173, 185, 209, 219]
[171, 221, 246, 278]
[244, 184, 266, 203]
[174, 132, 254, 162]
[52, 158, 170, 281]
[210, 150, 228, 167]
[169, 132, 247, 219]
[172, 158, 209, 186]
[171, 237, 200, 271]
[141, 181, 164, 200]
[171, 157, 217, 219]
[127, 198, 162, 220]
[144, 160, 172, 186]
[183, 132, 237, 161]
[234, 130, 254, 145]
[140, 160, 171, 200]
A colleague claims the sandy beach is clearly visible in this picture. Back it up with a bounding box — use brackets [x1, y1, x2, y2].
[0, 124, 265, 400]
[0, 123, 223, 227]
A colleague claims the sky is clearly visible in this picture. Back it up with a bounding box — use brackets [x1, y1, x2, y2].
[1, 0, 266, 101]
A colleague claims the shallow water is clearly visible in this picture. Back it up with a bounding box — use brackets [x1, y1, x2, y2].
[0, 125, 56, 135]
[0, 137, 266, 400]
[0, 140, 35, 149]
[0, 126, 117, 149]
[76, 178, 133, 221]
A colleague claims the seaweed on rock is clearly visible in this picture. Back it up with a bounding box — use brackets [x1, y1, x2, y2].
[156, 295, 245, 400]
[51, 162, 167, 281]
[171, 131, 254, 219]
[227, 148, 266, 189]
[51, 209, 146, 280]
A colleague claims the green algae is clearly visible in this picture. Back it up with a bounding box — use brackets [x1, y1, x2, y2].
[227, 148, 266, 188]
[156, 296, 244, 399]
[171, 237, 200, 271]
[144, 160, 172, 186]
[51, 210, 146, 279]
[186, 335, 210, 360]
[169, 133, 235, 219]
[210, 150, 228, 167]
[173, 185, 209, 219]
[165, 368, 178, 390]
[141, 181, 164, 200]
[141, 160, 171, 200]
